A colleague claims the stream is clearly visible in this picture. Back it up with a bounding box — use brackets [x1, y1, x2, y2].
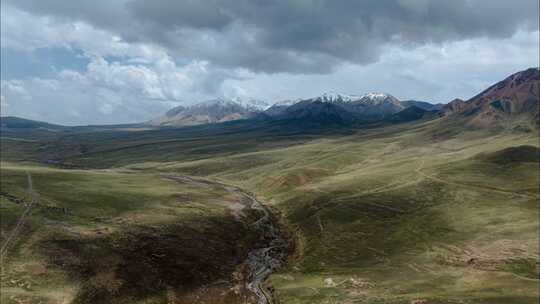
[240, 190, 289, 304]
[164, 175, 289, 304]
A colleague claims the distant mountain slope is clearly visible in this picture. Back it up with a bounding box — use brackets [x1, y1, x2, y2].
[300, 92, 405, 119]
[401, 100, 443, 111]
[267, 92, 422, 123]
[279, 100, 356, 125]
[440, 98, 467, 116]
[387, 105, 434, 123]
[447, 68, 540, 128]
[152, 92, 443, 128]
[0, 116, 64, 129]
[149, 98, 268, 127]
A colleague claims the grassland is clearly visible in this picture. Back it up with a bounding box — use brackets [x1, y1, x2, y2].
[1, 116, 539, 303]
[0, 163, 264, 303]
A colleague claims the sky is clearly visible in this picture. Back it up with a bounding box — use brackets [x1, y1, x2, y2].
[1, 0, 539, 125]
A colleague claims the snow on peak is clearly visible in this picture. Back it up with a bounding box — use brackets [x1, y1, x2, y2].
[357, 92, 399, 105]
[272, 99, 302, 106]
[197, 97, 269, 111]
[193, 92, 398, 111]
[360, 92, 390, 100]
[238, 98, 271, 111]
[307, 92, 397, 104]
[312, 92, 361, 103]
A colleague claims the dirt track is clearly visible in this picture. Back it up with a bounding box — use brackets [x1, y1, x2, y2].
[0, 172, 37, 262]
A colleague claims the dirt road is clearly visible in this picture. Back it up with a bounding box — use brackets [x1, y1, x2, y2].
[0, 172, 38, 262]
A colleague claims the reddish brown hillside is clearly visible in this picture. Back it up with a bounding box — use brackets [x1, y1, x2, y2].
[440, 98, 466, 116]
[460, 68, 540, 127]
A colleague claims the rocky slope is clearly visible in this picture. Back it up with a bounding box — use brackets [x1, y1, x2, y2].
[440, 98, 467, 116]
[445, 68, 540, 128]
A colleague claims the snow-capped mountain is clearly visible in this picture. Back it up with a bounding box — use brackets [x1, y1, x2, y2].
[278, 92, 405, 121]
[334, 92, 404, 120]
[149, 97, 266, 127]
[260, 92, 410, 123]
[269, 92, 400, 107]
[151, 91, 442, 127]
[356, 92, 401, 105]
[310, 92, 361, 103]
[279, 99, 356, 125]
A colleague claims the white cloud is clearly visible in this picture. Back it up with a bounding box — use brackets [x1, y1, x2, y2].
[99, 103, 115, 115]
[0, 95, 8, 112]
[0, 54, 246, 125]
[1, 80, 32, 101]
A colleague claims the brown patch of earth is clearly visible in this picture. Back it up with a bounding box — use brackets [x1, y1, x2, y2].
[39, 215, 260, 304]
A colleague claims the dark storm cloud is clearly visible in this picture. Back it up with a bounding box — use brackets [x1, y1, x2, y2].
[5, 0, 539, 73]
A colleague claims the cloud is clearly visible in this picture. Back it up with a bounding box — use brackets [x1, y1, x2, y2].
[0, 95, 8, 112]
[0, 3, 168, 62]
[0, 53, 248, 125]
[5, 0, 538, 73]
[1, 80, 32, 100]
[223, 30, 540, 103]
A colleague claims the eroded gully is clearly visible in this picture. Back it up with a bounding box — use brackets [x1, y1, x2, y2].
[164, 175, 289, 304]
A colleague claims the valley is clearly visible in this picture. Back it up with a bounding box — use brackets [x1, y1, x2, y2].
[0, 68, 539, 304]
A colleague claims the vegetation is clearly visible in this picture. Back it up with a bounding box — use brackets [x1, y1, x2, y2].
[0, 164, 262, 303]
[1, 115, 539, 303]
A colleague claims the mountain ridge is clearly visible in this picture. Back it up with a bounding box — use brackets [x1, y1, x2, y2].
[6, 68, 537, 129]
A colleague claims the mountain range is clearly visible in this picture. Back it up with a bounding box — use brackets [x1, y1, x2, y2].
[148, 67, 538, 129]
[149, 92, 445, 127]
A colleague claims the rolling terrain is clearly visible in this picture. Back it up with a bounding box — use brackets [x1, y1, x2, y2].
[1, 68, 539, 304]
